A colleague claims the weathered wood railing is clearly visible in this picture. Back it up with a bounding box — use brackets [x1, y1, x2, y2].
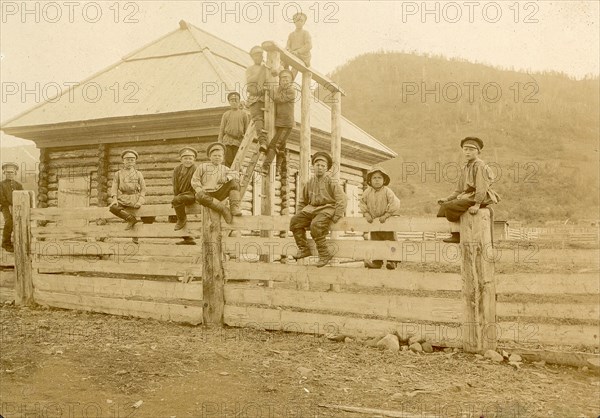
[8, 192, 600, 362]
[13, 194, 205, 324]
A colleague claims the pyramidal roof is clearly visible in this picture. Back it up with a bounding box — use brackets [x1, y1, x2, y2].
[2, 21, 395, 157]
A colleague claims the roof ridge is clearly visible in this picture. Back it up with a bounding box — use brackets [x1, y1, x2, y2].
[186, 21, 251, 65]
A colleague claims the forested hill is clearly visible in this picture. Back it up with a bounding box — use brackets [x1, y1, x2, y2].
[329, 52, 599, 224]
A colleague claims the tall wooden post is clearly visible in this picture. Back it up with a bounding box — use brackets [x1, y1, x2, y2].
[328, 90, 343, 285]
[13, 190, 34, 306]
[202, 208, 225, 325]
[460, 208, 496, 352]
[260, 50, 279, 253]
[299, 72, 312, 206]
[331, 91, 342, 181]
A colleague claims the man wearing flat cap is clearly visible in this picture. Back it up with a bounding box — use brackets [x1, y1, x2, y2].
[109, 150, 146, 230]
[218, 92, 250, 167]
[437, 137, 501, 243]
[0, 162, 23, 252]
[171, 147, 198, 244]
[191, 142, 242, 224]
[261, 68, 296, 176]
[290, 151, 347, 267]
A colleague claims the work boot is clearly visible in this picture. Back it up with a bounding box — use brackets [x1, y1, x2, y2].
[258, 130, 269, 153]
[228, 190, 243, 217]
[443, 232, 460, 244]
[197, 194, 233, 224]
[386, 261, 397, 270]
[176, 237, 196, 245]
[2, 244, 14, 253]
[292, 230, 312, 260]
[314, 236, 334, 268]
[174, 206, 187, 230]
[125, 215, 139, 231]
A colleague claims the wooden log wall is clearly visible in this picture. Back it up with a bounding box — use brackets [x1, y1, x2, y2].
[37, 148, 49, 208]
[46, 146, 98, 207]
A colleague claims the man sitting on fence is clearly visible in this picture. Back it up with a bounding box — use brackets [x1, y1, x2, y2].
[171, 147, 198, 245]
[191, 143, 242, 224]
[437, 137, 501, 243]
[109, 150, 146, 231]
[290, 152, 347, 268]
[0, 162, 23, 253]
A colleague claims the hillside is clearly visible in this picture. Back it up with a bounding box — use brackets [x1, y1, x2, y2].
[329, 52, 600, 224]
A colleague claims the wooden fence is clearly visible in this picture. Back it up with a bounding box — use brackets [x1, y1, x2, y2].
[8, 191, 600, 363]
[506, 226, 599, 245]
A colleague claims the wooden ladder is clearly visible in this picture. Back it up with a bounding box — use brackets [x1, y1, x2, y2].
[231, 121, 267, 198]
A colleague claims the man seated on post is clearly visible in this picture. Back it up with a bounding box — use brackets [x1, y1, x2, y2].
[191, 143, 242, 224]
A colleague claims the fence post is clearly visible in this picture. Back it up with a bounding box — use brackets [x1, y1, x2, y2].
[202, 207, 225, 325]
[13, 190, 35, 306]
[460, 208, 496, 353]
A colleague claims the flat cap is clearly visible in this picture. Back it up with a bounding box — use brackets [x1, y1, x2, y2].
[120, 149, 139, 159]
[460, 137, 484, 150]
[206, 142, 226, 157]
[1, 162, 19, 171]
[311, 151, 332, 170]
[179, 147, 197, 158]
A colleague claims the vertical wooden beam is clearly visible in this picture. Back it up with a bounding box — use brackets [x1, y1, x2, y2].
[299, 72, 312, 204]
[14, 191, 34, 306]
[331, 91, 342, 181]
[260, 50, 280, 253]
[202, 207, 225, 325]
[460, 208, 496, 353]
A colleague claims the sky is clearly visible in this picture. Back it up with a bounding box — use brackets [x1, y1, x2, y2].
[1, 0, 598, 147]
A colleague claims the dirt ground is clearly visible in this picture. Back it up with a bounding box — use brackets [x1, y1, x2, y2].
[1, 300, 599, 418]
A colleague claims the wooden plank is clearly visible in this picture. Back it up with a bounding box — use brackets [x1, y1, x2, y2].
[224, 305, 462, 347]
[224, 237, 460, 264]
[230, 122, 256, 173]
[202, 207, 225, 325]
[497, 273, 600, 295]
[32, 223, 204, 239]
[225, 262, 460, 291]
[299, 72, 311, 208]
[460, 209, 496, 352]
[221, 216, 453, 233]
[0, 288, 15, 303]
[330, 91, 342, 181]
[224, 307, 598, 347]
[31, 203, 205, 221]
[33, 259, 202, 277]
[498, 322, 599, 347]
[13, 191, 35, 306]
[32, 241, 202, 258]
[225, 286, 462, 323]
[261, 41, 345, 95]
[34, 290, 202, 325]
[0, 250, 14, 267]
[498, 301, 599, 321]
[495, 347, 600, 369]
[33, 273, 203, 301]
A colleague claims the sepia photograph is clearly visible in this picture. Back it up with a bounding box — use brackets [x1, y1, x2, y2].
[0, 1, 599, 416]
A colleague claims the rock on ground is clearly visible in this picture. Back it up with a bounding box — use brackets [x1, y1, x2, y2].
[484, 350, 504, 362]
[376, 334, 400, 352]
[409, 343, 423, 353]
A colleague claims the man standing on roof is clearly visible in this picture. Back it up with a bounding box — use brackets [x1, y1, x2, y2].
[0, 163, 23, 252]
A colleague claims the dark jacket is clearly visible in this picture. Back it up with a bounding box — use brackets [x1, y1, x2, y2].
[0, 179, 23, 209]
